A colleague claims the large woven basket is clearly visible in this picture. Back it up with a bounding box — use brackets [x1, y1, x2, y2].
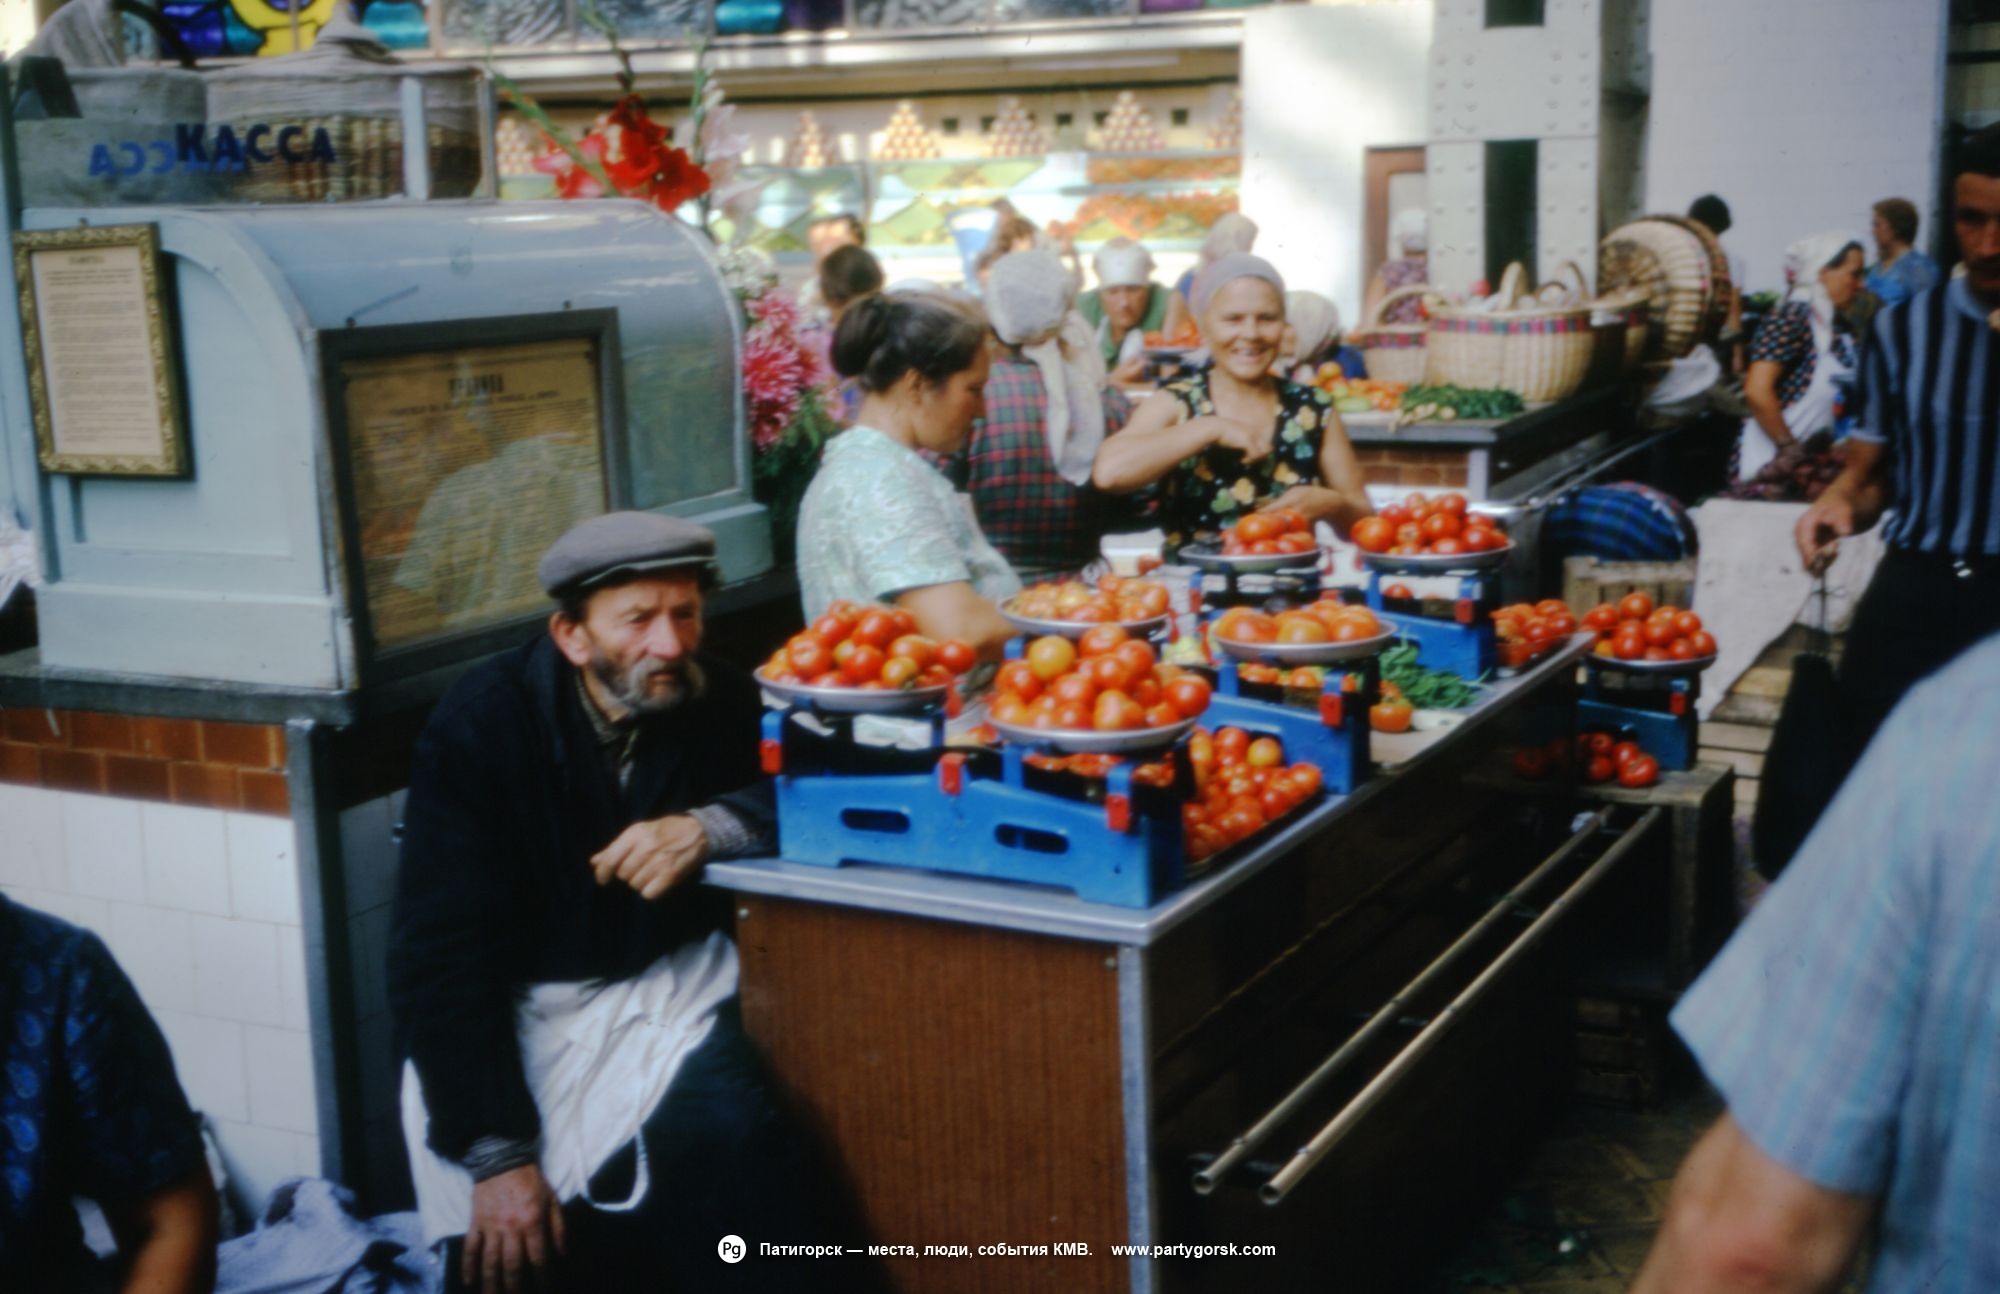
[1348, 284, 1433, 387]
[1425, 264, 1596, 403]
[1598, 217, 1731, 362]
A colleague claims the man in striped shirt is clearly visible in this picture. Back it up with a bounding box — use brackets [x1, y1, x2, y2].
[1631, 632, 2000, 1294]
[1796, 123, 2000, 753]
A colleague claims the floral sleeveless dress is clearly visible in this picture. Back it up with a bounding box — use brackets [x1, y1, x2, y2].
[1155, 374, 1332, 551]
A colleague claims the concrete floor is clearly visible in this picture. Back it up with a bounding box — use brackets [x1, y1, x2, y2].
[1413, 1085, 1721, 1292]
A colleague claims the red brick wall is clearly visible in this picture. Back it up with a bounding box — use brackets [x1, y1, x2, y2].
[1355, 446, 1472, 488]
[0, 707, 288, 816]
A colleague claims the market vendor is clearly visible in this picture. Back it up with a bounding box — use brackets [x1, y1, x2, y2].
[1091, 254, 1373, 552]
[796, 291, 1022, 660]
[389, 512, 860, 1294]
[940, 250, 1135, 585]
[1077, 236, 1172, 383]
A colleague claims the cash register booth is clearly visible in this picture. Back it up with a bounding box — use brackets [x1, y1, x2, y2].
[0, 48, 783, 1216]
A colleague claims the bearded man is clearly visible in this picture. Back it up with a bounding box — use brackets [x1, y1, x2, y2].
[390, 512, 855, 1293]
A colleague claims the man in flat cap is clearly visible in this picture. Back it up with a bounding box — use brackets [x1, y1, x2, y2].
[389, 512, 850, 1293]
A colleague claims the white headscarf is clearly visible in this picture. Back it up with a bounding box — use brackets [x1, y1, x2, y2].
[1093, 237, 1156, 289]
[1198, 213, 1259, 267]
[1392, 208, 1428, 257]
[1284, 290, 1341, 364]
[1191, 253, 1286, 316]
[1783, 231, 1863, 359]
[987, 251, 1108, 487]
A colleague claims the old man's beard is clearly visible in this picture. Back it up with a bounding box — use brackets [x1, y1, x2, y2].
[591, 652, 704, 716]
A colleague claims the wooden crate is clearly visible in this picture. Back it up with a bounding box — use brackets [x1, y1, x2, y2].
[1562, 556, 1697, 613]
[1570, 994, 1670, 1108]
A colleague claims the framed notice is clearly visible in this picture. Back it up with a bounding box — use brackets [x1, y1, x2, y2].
[13, 224, 189, 477]
[321, 311, 627, 667]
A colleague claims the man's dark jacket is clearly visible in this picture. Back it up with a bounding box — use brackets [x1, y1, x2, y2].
[387, 634, 766, 1161]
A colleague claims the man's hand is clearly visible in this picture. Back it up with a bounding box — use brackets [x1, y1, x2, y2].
[465, 1164, 566, 1294]
[590, 814, 711, 900]
[1795, 489, 1857, 575]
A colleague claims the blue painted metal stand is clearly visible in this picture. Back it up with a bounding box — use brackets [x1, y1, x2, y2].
[1364, 568, 1497, 680]
[1208, 657, 1377, 793]
[1577, 669, 1700, 770]
[762, 706, 1187, 907]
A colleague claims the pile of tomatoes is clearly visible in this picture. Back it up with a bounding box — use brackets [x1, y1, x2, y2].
[1493, 598, 1580, 669]
[762, 601, 976, 690]
[1349, 493, 1508, 558]
[1512, 730, 1661, 789]
[1181, 726, 1325, 862]
[1212, 597, 1386, 647]
[1219, 508, 1318, 557]
[991, 627, 1214, 732]
[1008, 575, 1173, 626]
[1583, 592, 1718, 663]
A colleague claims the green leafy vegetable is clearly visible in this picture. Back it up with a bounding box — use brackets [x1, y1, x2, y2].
[1379, 642, 1486, 709]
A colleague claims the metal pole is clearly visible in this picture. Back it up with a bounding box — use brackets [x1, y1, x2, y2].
[1259, 808, 1663, 1205]
[400, 77, 432, 201]
[1192, 807, 1613, 1194]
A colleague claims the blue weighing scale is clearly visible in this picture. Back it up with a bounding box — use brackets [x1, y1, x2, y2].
[1359, 551, 1508, 681]
[1575, 655, 1707, 771]
[1204, 649, 1380, 794]
[760, 698, 1192, 908]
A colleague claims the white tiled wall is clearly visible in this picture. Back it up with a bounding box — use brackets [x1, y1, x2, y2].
[1645, 0, 1949, 291]
[0, 784, 319, 1223]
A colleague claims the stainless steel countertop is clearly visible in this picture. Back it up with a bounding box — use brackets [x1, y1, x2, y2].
[707, 636, 1592, 948]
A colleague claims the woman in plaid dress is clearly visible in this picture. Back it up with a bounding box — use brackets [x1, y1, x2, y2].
[1092, 254, 1373, 553]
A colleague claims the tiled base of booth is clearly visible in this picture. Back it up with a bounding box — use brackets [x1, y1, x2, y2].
[0, 707, 287, 815]
[0, 780, 319, 1221]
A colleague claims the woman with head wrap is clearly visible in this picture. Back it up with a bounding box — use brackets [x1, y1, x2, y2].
[1363, 209, 1430, 326]
[947, 251, 1135, 584]
[1277, 290, 1346, 383]
[1077, 237, 1172, 382]
[1726, 232, 1865, 501]
[1164, 212, 1259, 341]
[1093, 254, 1372, 552]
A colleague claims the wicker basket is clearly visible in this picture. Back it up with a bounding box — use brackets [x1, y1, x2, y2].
[1425, 264, 1596, 403]
[1598, 217, 1730, 362]
[1348, 284, 1433, 387]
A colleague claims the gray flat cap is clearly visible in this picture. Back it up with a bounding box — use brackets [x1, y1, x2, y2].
[538, 511, 718, 597]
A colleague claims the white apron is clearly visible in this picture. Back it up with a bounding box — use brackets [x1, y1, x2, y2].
[400, 930, 740, 1247]
[1738, 333, 1853, 480]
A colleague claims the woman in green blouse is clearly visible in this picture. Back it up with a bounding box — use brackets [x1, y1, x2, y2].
[796, 291, 1022, 661]
[1092, 255, 1373, 552]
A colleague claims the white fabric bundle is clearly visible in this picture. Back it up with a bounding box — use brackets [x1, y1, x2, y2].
[987, 250, 1107, 487]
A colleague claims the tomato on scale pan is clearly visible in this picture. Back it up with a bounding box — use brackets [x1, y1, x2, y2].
[763, 600, 975, 691]
[1350, 493, 1507, 557]
[1219, 507, 1319, 557]
[1582, 595, 1720, 664]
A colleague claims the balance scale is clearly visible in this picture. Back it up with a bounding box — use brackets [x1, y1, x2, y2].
[1361, 563, 1502, 682]
[1203, 652, 1379, 794]
[1575, 658, 1703, 771]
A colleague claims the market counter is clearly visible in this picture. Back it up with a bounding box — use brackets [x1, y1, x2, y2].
[1335, 386, 1631, 500]
[707, 637, 1670, 1293]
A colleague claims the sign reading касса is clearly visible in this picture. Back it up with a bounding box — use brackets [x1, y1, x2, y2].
[87, 124, 338, 178]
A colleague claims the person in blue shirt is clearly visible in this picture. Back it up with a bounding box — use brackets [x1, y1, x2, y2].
[0, 895, 219, 1292]
[1631, 633, 2000, 1294]
[1863, 197, 1941, 308]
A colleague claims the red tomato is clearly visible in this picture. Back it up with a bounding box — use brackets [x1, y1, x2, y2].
[1428, 537, 1466, 556]
[1673, 611, 1703, 637]
[787, 638, 833, 680]
[1165, 675, 1214, 719]
[1644, 619, 1679, 648]
[1436, 494, 1469, 516]
[1668, 638, 1697, 660]
[1055, 703, 1092, 729]
[1613, 633, 1648, 661]
[840, 645, 886, 685]
[1643, 647, 1672, 661]
[996, 660, 1042, 701]
[888, 634, 937, 669]
[1214, 727, 1251, 764]
[1463, 526, 1506, 552]
[991, 695, 1030, 725]
[1421, 511, 1462, 542]
[1545, 614, 1578, 637]
[1585, 754, 1616, 784]
[937, 640, 976, 675]
[1051, 673, 1099, 707]
[1583, 731, 1616, 756]
[879, 656, 921, 689]
[1093, 689, 1146, 731]
[1512, 747, 1551, 780]
[1133, 676, 1163, 708]
[1403, 492, 1433, 517]
[889, 608, 919, 636]
[1582, 604, 1622, 632]
[1611, 741, 1644, 767]
[1246, 737, 1285, 768]
[1086, 655, 1134, 693]
[1290, 764, 1324, 796]
[1378, 504, 1410, 527]
[1534, 599, 1569, 619]
[1395, 522, 1424, 547]
[1350, 517, 1395, 553]
[809, 614, 852, 648]
[1370, 700, 1414, 733]
[1689, 631, 1718, 657]
[1259, 788, 1291, 820]
[852, 610, 899, 649]
[1145, 703, 1182, 728]
[1237, 513, 1281, 544]
[1617, 592, 1655, 622]
[1618, 754, 1660, 788]
[1112, 639, 1158, 677]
